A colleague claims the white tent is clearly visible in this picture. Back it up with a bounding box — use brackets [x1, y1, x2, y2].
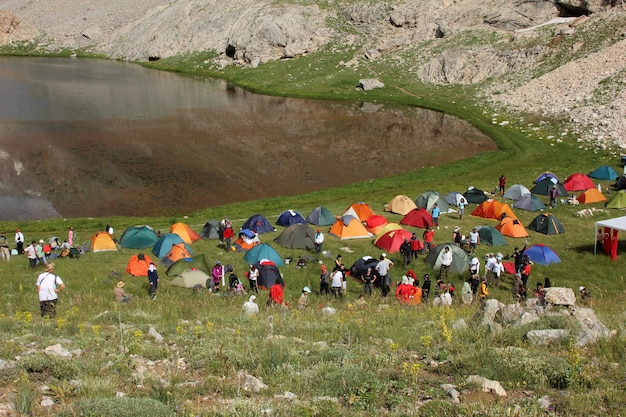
[594, 215, 626, 255]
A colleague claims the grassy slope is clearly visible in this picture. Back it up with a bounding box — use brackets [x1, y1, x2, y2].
[1, 10, 625, 417]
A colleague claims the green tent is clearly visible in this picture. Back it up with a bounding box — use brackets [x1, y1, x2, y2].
[120, 225, 158, 249]
[165, 254, 210, 276]
[527, 214, 565, 235]
[605, 190, 626, 209]
[170, 269, 210, 288]
[274, 224, 316, 249]
[477, 226, 507, 246]
[425, 243, 469, 274]
[306, 206, 336, 226]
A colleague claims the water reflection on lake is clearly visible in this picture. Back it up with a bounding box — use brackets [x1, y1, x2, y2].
[0, 57, 496, 220]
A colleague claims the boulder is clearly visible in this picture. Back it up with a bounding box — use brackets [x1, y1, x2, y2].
[480, 298, 504, 326]
[44, 343, 72, 358]
[526, 329, 569, 345]
[466, 375, 507, 397]
[544, 287, 576, 306]
[569, 306, 616, 347]
[441, 384, 461, 404]
[358, 78, 384, 91]
[238, 370, 268, 393]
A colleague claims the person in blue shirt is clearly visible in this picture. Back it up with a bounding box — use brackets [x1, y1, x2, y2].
[431, 203, 441, 229]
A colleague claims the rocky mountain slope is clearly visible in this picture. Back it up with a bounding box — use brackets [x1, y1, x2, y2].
[1, 0, 624, 148]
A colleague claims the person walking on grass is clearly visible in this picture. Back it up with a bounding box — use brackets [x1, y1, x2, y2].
[438, 246, 453, 281]
[148, 262, 159, 300]
[431, 203, 440, 229]
[36, 262, 65, 318]
[0, 232, 10, 262]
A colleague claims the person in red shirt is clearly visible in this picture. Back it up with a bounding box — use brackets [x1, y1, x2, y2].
[498, 175, 507, 196]
[269, 277, 285, 306]
[423, 227, 435, 253]
[410, 233, 424, 258]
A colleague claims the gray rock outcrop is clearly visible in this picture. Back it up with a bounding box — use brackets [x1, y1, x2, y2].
[544, 287, 576, 306]
[526, 329, 569, 345]
[466, 375, 507, 397]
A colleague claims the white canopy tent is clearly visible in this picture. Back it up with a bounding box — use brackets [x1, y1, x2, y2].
[594, 215, 626, 255]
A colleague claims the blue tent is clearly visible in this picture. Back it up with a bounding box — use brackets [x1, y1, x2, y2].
[534, 172, 560, 184]
[244, 243, 285, 267]
[589, 165, 619, 181]
[276, 210, 306, 227]
[152, 233, 192, 258]
[524, 244, 560, 266]
[242, 214, 276, 234]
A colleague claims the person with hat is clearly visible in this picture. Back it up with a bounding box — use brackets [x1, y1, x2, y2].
[15, 228, 24, 254]
[314, 228, 324, 253]
[0, 232, 10, 262]
[298, 287, 312, 308]
[36, 262, 65, 318]
[114, 281, 132, 302]
[492, 255, 505, 288]
[35, 239, 47, 266]
[242, 295, 259, 316]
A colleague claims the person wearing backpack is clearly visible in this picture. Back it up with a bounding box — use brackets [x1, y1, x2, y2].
[36, 262, 65, 318]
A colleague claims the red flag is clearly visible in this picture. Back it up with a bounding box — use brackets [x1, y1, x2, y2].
[604, 227, 612, 256]
[610, 228, 619, 261]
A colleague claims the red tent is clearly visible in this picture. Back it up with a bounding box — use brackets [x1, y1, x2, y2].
[374, 229, 413, 253]
[400, 208, 433, 229]
[365, 215, 389, 235]
[563, 173, 595, 192]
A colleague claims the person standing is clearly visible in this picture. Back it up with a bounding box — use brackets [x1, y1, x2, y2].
[314, 229, 324, 253]
[400, 238, 412, 267]
[15, 228, 24, 254]
[269, 277, 285, 306]
[498, 175, 507, 196]
[330, 267, 343, 298]
[422, 274, 432, 301]
[247, 264, 259, 294]
[431, 203, 440, 229]
[423, 227, 435, 253]
[458, 197, 467, 220]
[468, 228, 480, 255]
[361, 267, 376, 296]
[35, 240, 47, 266]
[67, 227, 74, 247]
[24, 241, 37, 269]
[461, 278, 473, 305]
[438, 246, 453, 281]
[36, 262, 65, 318]
[478, 277, 489, 301]
[520, 258, 533, 289]
[549, 185, 558, 209]
[319, 265, 330, 295]
[375, 253, 394, 297]
[147, 262, 159, 300]
[493, 256, 505, 288]
[0, 232, 10, 261]
[469, 255, 480, 278]
[410, 233, 423, 259]
[484, 253, 497, 286]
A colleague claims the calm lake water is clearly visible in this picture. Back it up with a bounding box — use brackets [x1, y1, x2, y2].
[0, 57, 496, 221]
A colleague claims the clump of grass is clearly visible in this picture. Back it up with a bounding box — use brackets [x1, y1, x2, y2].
[61, 397, 176, 417]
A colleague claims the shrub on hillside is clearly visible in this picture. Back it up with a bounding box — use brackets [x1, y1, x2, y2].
[61, 397, 175, 417]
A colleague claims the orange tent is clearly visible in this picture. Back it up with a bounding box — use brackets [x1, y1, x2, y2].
[471, 199, 518, 221]
[163, 242, 192, 264]
[126, 253, 154, 277]
[170, 223, 201, 245]
[366, 215, 389, 235]
[343, 202, 376, 222]
[329, 215, 372, 239]
[577, 188, 607, 204]
[91, 232, 117, 253]
[497, 217, 528, 238]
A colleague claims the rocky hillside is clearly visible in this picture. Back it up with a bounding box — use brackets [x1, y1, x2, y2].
[1, 0, 624, 147]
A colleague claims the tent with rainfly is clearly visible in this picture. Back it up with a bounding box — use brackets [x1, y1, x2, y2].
[425, 243, 469, 274]
[445, 191, 466, 207]
[170, 222, 201, 245]
[400, 208, 433, 229]
[152, 233, 191, 258]
[415, 190, 450, 213]
[244, 243, 285, 267]
[497, 217, 528, 238]
[120, 225, 158, 249]
[365, 215, 389, 235]
[329, 215, 372, 239]
[242, 214, 276, 234]
[531, 179, 568, 196]
[563, 173, 595, 192]
[234, 229, 261, 252]
[126, 253, 155, 277]
[256, 262, 283, 289]
[589, 165, 619, 181]
[512, 193, 546, 212]
[503, 184, 531, 201]
[306, 206, 335, 226]
[91, 232, 117, 253]
[276, 210, 307, 227]
[374, 229, 413, 253]
[471, 199, 518, 221]
[577, 188, 607, 204]
[343, 202, 376, 222]
[534, 172, 559, 184]
[476, 225, 507, 246]
[170, 269, 211, 288]
[524, 244, 561, 265]
[165, 253, 210, 276]
[161, 242, 193, 267]
[463, 187, 488, 204]
[385, 195, 417, 215]
[605, 190, 626, 208]
[527, 213, 565, 235]
[274, 224, 316, 249]
[200, 220, 220, 240]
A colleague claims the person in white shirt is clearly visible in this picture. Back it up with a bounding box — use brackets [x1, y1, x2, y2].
[469, 228, 480, 254]
[247, 264, 259, 294]
[36, 262, 65, 318]
[15, 228, 25, 254]
[493, 256, 505, 288]
[470, 255, 480, 277]
[438, 246, 453, 280]
[314, 229, 324, 253]
[485, 253, 497, 286]
[375, 253, 394, 297]
[330, 268, 343, 298]
[242, 295, 259, 316]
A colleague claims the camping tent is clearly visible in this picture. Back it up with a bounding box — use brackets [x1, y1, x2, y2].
[512, 193, 546, 211]
[471, 199, 518, 221]
[274, 224, 316, 249]
[343, 202, 376, 222]
[170, 223, 201, 245]
[91, 232, 117, 253]
[126, 253, 154, 276]
[161, 242, 193, 266]
[374, 229, 413, 253]
[577, 188, 607, 204]
[329, 215, 372, 239]
[497, 217, 528, 238]
[503, 184, 531, 200]
[531, 179, 568, 196]
[170, 269, 211, 288]
[463, 187, 488, 204]
[400, 208, 433, 229]
[415, 190, 450, 213]
[152, 233, 191, 258]
[594, 215, 626, 256]
[120, 225, 158, 249]
[563, 173, 595, 192]
[244, 243, 285, 267]
[256, 262, 282, 289]
[349, 256, 379, 280]
[306, 206, 335, 226]
[527, 213, 565, 235]
[605, 190, 626, 208]
[375, 223, 404, 238]
[165, 253, 210, 276]
[534, 172, 559, 184]
[365, 215, 389, 235]
[445, 192, 466, 207]
[234, 229, 261, 252]
[276, 210, 307, 227]
[385, 195, 417, 215]
[613, 176, 626, 191]
[425, 243, 469, 274]
[476, 225, 507, 246]
[242, 214, 276, 234]
[524, 244, 561, 265]
[200, 220, 220, 240]
[589, 165, 619, 181]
